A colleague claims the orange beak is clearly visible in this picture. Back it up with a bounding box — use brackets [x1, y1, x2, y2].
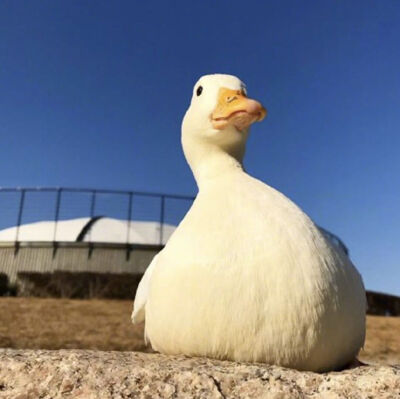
[211, 87, 267, 131]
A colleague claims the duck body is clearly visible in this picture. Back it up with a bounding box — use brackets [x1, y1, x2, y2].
[144, 168, 365, 372]
[133, 74, 366, 372]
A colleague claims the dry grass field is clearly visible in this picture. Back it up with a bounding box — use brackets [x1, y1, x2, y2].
[1, 297, 399, 366]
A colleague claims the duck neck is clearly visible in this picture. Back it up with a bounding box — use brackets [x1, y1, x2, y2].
[183, 138, 245, 190]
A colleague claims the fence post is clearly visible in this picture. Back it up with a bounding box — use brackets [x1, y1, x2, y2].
[126, 192, 133, 260]
[15, 189, 26, 243]
[159, 195, 165, 246]
[87, 190, 97, 258]
[88, 190, 97, 242]
[126, 192, 133, 244]
[52, 188, 62, 257]
[53, 188, 62, 242]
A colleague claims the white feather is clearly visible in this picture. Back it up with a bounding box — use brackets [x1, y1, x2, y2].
[131, 254, 159, 324]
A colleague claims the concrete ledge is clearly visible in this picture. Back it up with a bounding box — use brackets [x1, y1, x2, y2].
[0, 350, 399, 398]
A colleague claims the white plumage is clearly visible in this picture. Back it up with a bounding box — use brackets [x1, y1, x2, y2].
[132, 74, 366, 372]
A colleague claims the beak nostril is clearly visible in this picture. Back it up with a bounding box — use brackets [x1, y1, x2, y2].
[227, 96, 237, 103]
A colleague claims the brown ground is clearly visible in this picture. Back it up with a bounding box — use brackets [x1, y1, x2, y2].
[0, 297, 399, 366]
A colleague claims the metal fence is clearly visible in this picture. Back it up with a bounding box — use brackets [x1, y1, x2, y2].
[0, 187, 349, 255]
[0, 187, 194, 245]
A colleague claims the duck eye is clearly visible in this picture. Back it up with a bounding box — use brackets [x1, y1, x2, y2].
[196, 86, 203, 96]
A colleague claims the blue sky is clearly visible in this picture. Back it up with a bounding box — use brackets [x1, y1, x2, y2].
[0, 1, 399, 295]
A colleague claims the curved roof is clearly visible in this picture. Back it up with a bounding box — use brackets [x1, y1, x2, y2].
[318, 226, 349, 256]
[0, 218, 90, 242]
[0, 217, 175, 245]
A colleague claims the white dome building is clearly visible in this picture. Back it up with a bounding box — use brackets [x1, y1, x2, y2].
[0, 217, 176, 245]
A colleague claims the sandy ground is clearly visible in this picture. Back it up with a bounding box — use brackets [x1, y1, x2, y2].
[0, 297, 399, 366]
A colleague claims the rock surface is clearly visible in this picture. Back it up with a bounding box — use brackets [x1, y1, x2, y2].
[0, 349, 399, 398]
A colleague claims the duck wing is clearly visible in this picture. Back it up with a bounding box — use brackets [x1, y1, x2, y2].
[131, 253, 159, 324]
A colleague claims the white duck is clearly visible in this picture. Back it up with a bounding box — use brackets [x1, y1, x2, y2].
[132, 74, 366, 372]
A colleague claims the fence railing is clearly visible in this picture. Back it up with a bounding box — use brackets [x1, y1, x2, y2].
[0, 187, 349, 255]
[0, 187, 195, 246]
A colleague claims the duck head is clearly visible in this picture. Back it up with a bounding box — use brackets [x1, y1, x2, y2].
[182, 74, 266, 185]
